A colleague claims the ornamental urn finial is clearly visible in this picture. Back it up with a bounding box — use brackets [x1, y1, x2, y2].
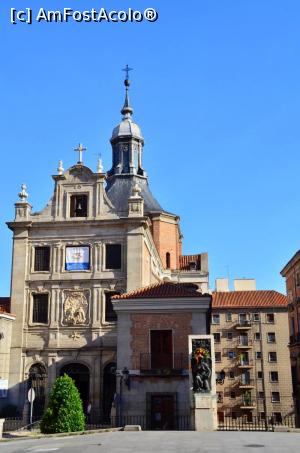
[18, 184, 28, 202]
[57, 160, 64, 175]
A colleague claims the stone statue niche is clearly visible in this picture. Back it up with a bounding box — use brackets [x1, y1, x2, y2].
[191, 338, 212, 393]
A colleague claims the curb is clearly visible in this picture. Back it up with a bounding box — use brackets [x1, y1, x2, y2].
[1, 427, 122, 442]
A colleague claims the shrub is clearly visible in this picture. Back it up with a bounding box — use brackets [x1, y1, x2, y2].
[40, 374, 85, 433]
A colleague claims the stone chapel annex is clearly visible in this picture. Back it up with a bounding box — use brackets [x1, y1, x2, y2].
[5, 72, 209, 421]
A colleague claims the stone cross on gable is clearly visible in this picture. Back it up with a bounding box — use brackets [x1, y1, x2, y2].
[74, 143, 87, 164]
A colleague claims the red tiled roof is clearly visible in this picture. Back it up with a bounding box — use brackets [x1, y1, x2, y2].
[212, 291, 287, 309]
[0, 297, 11, 313]
[179, 254, 201, 271]
[112, 282, 203, 300]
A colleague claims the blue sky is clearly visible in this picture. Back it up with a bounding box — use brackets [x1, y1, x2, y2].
[1, 1, 299, 295]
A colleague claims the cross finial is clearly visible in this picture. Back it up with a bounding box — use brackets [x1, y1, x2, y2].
[122, 65, 133, 80]
[74, 143, 87, 164]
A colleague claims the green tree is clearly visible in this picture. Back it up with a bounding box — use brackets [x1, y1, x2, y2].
[40, 374, 85, 434]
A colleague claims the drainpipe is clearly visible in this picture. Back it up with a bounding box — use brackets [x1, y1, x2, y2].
[259, 314, 268, 429]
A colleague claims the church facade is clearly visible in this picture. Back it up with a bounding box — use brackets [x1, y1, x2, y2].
[5, 74, 209, 421]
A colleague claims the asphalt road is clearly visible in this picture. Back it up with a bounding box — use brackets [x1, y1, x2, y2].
[1, 431, 300, 453]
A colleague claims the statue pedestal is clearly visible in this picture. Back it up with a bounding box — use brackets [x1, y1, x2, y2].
[191, 393, 217, 431]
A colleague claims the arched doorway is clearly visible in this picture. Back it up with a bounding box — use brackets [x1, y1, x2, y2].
[60, 363, 90, 411]
[102, 362, 116, 421]
[28, 363, 47, 419]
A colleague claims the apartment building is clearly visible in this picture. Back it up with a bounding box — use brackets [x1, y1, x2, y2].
[281, 250, 300, 423]
[211, 279, 294, 423]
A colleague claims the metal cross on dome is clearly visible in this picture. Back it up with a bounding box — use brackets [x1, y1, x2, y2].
[122, 65, 133, 80]
[74, 143, 87, 164]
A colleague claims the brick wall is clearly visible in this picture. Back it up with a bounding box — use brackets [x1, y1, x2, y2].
[130, 313, 192, 369]
[151, 216, 181, 270]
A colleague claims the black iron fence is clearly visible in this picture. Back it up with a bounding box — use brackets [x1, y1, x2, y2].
[3, 417, 40, 432]
[218, 415, 296, 431]
[86, 414, 191, 431]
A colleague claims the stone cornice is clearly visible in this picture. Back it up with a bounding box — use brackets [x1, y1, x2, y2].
[113, 296, 211, 313]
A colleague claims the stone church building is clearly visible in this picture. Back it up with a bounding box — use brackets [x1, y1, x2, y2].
[5, 74, 209, 421]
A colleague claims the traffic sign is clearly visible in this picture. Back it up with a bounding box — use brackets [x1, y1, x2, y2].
[28, 388, 35, 403]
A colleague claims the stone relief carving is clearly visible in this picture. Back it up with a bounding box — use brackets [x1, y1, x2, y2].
[63, 291, 88, 325]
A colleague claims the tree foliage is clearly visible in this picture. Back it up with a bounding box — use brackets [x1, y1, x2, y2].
[40, 374, 85, 433]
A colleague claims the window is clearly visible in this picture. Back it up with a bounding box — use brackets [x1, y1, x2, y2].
[228, 350, 236, 359]
[227, 332, 233, 340]
[296, 273, 300, 286]
[231, 411, 237, 420]
[105, 244, 121, 269]
[226, 313, 232, 322]
[32, 294, 48, 324]
[257, 371, 263, 379]
[105, 292, 119, 322]
[255, 332, 261, 341]
[267, 332, 276, 343]
[271, 392, 280, 403]
[269, 352, 277, 363]
[253, 313, 260, 322]
[213, 333, 221, 343]
[34, 246, 50, 272]
[215, 352, 221, 362]
[212, 314, 220, 325]
[70, 194, 88, 217]
[228, 371, 235, 379]
[270, 371, 279, 382]
[230, 391, 236, 399]
[150, 330, 173, 369]
[65, 246, 90, 271]
[260, 412, 266, 420]
[258, 391, 265, 399]
[166, 252, 171, 269]
[256, 351, 262, 359]
[266, 313, 275, 323]
[217, 392, 223, 403]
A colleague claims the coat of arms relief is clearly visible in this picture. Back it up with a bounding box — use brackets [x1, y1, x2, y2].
[63, 291, 88, 325]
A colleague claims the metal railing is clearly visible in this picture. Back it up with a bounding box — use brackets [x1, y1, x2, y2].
[239, 377, 255, 386]
[86, 414, 191, 431]
[140, 353, 188, 372]
[236, 337, 252, 347]
[218, 415, 296, 431]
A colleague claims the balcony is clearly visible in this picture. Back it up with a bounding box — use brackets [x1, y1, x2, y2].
[239, 396, 256, 409]
[235, 320, 252, 330]
[238, 377, 255, 389]
[237, 356, 253, 368]
[140, 353, 187, 375]
[236, 337, 252, 349]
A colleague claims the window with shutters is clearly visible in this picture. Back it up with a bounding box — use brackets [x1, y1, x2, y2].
[105, 292, 119, 322]
[70, 194, 88, 217]
[32, 294, 48, 324]
[105, 244, 121, 269]
[34, 247, 50, 272]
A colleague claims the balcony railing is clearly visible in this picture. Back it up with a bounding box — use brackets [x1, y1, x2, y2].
[240, 396, 256, 408]
[239, 377, 255, 387]
[236, 337, 252, 347]
[140, 353, 187, 374]
[237, 356, 253, 367]
[235, 320, 252, 329]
